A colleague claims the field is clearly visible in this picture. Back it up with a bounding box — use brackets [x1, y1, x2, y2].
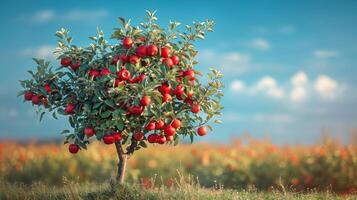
[0, 136, 356, 199]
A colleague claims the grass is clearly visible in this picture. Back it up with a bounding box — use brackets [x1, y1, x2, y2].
[0, 178, 355, 200]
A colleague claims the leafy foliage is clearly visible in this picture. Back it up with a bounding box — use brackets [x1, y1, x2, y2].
[19, 11, 223, 154]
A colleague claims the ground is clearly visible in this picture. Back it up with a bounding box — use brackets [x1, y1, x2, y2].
[0, 180, 355, 200]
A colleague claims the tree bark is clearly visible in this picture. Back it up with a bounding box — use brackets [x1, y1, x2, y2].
[115, 142, 128, 184]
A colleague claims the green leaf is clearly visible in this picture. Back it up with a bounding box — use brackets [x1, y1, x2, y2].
[189, 133, 194, 143]
[112, 109, 124, 118]
[116, 121, 124, 131]
[139, 141, 147, 148]
[174, 136, 179, 146]
[52, 112, 58, 119]
[39, 112, 46, 122]
[61, 129, 71, 135]
[93, 102, 103, 109]
[214, 119, 222, 124]
[104, 100, 115, 107]
[69, 116, 75, 128]
[100, 110, 111, 118]
[57, 108, 65, 115]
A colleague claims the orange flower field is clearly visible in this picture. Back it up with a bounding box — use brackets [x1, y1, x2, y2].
[0, 137, 356, 194]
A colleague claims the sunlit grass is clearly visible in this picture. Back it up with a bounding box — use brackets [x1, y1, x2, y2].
[0, 175, 352, 200]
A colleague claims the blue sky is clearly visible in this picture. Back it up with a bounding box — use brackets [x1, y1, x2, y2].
[0, 0, 356, 144]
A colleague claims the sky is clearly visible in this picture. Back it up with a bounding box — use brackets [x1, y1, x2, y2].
[0, 0, 356, 144]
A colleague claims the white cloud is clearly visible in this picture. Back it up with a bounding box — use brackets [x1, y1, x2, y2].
[31, 10, 55, 23]
[249, 38, 270, 50]
[19, 9, 108, 23]
[291, 71, 308, 87]
[230, 80, 245, 92]
[230, 76, 285, 99]
[252, 76, 284, 99]
[230, 72, 344, 103]
[198, 49, 251, 74]
[314, 75, 339, 100]
[20, 45, 55, 59]
[290, 87, 307, 102]
[290, 71, 308, 102]
[313, 50, 339, 59]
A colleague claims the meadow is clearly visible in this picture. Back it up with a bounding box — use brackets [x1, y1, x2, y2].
[0, 135, 356, 199]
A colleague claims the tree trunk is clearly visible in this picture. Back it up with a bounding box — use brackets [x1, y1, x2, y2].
[115, 142, 128, 184]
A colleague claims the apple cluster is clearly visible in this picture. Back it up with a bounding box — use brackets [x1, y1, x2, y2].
[20, 12, 222, 155]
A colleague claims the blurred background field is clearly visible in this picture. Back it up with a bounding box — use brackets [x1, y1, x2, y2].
[1, 134, 356, 195]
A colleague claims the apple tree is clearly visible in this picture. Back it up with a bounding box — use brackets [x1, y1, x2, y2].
[18, 11, 223, 184]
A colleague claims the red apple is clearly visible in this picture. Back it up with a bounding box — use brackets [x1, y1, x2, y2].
[113, 132, 122, 141]
[134, 132, 144, 141]
[84, 127, 95, 137]
[171, 119, 181, 129]
[137, 74, 146, 83]
[117, 69, 130, 80]
[103, 135, 115, 144]
[61, 57, 71, 67]
[155, 119, 165, 130]
[162, 93, 172, 103]
[146, 122, 156, 131]
[32, 95, 40, 105]
[140, 96, 151, 106]
[164, 125, 176, 136]
[44, 83, 52, 93]
[88, 69, 100, 79]
[41, 97, 49, 106]
[129, 55, 140, 64]
[122, 37, 133, 49]
[163, 58, 173, 68]
[137, 45, 147, 57]
[24, 91, 34, 101]
[171, 55, 180, 65]
[159, 83, 172, 94]
[112, 55, 120, 65]
[120, 53, 128, 64]
[147, 44, 158, 56]
[197, 126, 207, 136]
[161, 47, 170, 58]
[191, 103, 200, 114]
[132, 106, 143, 116]
[65, 103, 75, 115]
[157, 135, 166, 144]
[185, 98, 193, 105]
[69, 144, 79, 154]
[174, 84, 185, 97]
[148, 133, 158, 143]
[101, 67, 111, 76]
[70, 61, 80, 71]
[184, 69, 195, 81]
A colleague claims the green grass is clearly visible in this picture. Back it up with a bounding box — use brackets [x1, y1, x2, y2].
[0, 179, 355, 200]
